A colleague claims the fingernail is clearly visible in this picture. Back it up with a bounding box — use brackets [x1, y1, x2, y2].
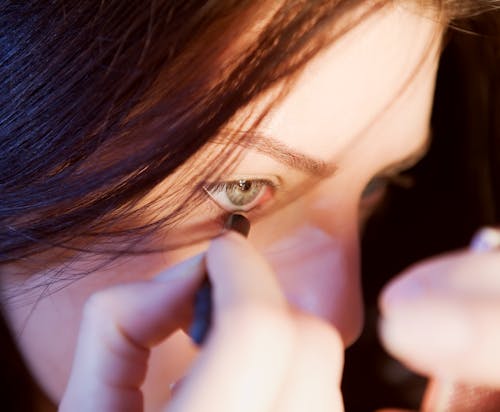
[470, 227, 500, 253]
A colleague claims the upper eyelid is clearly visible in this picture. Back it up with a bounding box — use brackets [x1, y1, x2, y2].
[210, 134, 338, 178]
[202, 174, 283, 187]
[205, 178, 278, 190]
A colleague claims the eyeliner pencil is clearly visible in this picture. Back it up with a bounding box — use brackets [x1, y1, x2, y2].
[189, 213, 251, 345]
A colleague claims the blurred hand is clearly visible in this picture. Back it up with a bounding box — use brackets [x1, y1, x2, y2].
[59, 232, 345, 412]
[379, 249, 500, 410]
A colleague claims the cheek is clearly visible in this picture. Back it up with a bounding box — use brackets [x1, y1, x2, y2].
[262, 220, 363, 347]
[0, 246, 206, 403]
[2, 289, 84, 402]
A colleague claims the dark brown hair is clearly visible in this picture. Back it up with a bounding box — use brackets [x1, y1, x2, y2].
[1, 1, 499, 410]
[1, 0, 495, 266]
[0, 0, 377, 266]
[345, 2, 500, 410]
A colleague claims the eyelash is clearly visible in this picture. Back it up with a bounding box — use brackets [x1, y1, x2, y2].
[360, 171, 415, 208]
[204, 178, 278, 213]
[202, 163, 415, 217]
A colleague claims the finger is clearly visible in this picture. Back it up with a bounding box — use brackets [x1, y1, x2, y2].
[422, 379, 500, 412]
[59, 254, 205, 412]
[168, 232, 296, 412]
[274, 313, 344, 412]
[379, 251, 500, 387]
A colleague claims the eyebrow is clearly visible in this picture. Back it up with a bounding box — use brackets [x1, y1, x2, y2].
[219, 130, 338, 178]
[216, 128, 432, 181]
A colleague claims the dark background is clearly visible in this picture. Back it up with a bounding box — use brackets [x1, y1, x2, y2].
[342, 27, 500, 411]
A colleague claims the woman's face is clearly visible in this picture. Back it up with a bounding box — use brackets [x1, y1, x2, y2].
[1, 4, 444, 411]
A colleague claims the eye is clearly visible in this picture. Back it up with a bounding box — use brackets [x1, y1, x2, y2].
[359, 173, 415, 213]
[204, 178, 277, 212]
[360, 176, 389, 203]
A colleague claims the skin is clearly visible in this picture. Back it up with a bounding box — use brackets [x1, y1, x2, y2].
[0, 3, 450, 411]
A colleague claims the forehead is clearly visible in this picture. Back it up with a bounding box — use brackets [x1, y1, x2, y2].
[234, 4, 444, 160]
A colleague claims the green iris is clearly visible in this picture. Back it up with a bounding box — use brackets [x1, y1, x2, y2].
[225, 180, 264, 206]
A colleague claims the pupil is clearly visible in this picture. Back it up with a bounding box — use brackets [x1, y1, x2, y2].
[238, 180, 252, 191]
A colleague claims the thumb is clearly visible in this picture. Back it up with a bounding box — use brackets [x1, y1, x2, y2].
[59, 254, 204, 412]
[168, 232, 296, 412]
[378, 251, 500, 385]
[168, 232, 344, 412]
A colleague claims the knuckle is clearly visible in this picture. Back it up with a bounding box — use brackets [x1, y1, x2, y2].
[82, 289, 115, 322]
[81, 289, 131, 351]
